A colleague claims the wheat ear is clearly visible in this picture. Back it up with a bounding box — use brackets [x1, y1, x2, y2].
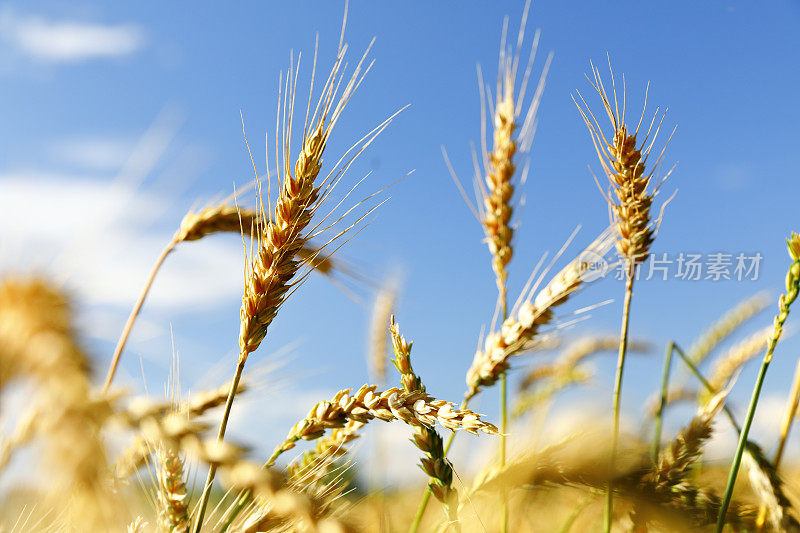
[687, 291, 771, 365]
[703, 325, 773, 401]
[390, 317, 460, 530]
[648, 390, 727, 489]
[103, 199, 334, 393]
[465, 229, 615, 399]
[115, 379, 248, 477]
[742, 442, 799, 531]
[369, 285, 396, 383]
[118, 398, 346, 532]
[576, 63, 672, 532]
[716, 233, 800, 532]
[156, 446, 190, 533]
[518, 335, 649, 392]
[0, 278, 122, 530]
[192, 41, 377, 531]
[267, 384, 498, 468]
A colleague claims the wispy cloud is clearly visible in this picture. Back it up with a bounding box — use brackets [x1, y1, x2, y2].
[0, 9, 145, 63]
[51, 138, 135, 171]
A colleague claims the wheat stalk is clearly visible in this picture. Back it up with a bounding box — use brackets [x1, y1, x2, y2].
[575, 62, 673, 532]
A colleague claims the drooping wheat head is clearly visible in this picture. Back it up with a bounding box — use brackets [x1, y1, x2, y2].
[268, 385, 499, 467]
[390, 317, 458, 514]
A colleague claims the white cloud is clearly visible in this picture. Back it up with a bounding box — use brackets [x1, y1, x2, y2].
[51, 138, 135, 171]
[0, 9, 144, 63]
[0, 172, 245, 324]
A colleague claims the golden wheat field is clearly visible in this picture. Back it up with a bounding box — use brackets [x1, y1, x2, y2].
[2, 1, 800, 532]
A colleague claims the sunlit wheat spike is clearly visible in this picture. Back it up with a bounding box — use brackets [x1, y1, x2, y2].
[687, 291, 771, 365]
[703, 324, 773, 401]
[518, 334, 650, 391]
[0, 277, 122, 530]
[574, 63, 674, 264]
[474, 21, 552, 300]
[155, 446, 190, 533]
[267, 385, 499, 467]
[648, 389, 728, 488]
[390, 317, 458, 514]
[465, 228, 615, 399]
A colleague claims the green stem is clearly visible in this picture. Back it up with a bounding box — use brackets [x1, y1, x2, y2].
[606, 270, 635, 532]
[193, 358, 246, 533]
[651, 342, 674, 462]
[671, 343, 740, 432]
[714, 356, 771, 533]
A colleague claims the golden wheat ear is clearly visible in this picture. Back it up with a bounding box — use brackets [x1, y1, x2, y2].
[0, 278, 122, 530]
[574, 62, 674, 265]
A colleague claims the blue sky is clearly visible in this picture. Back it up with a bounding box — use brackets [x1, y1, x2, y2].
[1, 1, 800, 484]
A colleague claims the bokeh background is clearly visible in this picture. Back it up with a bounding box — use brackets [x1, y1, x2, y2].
[1, 0, 799, 489]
